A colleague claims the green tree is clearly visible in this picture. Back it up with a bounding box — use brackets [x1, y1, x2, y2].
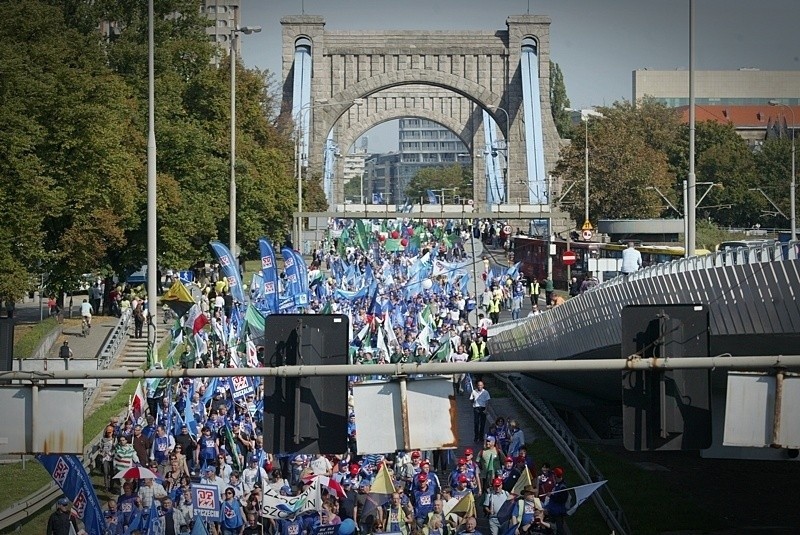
[754, 137, 795, 230]
[405, 165, 472, 203]
[555, 102, 677, 223]
[0, 1, 143, 298]
[550, 61, 572, 139]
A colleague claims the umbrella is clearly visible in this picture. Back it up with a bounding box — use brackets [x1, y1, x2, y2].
[113, 466, 160, 479]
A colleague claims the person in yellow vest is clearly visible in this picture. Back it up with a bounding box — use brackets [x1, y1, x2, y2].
[528, 278, 540, 308]
[469, 336, 487, 362]
[488, 296, 501, 325]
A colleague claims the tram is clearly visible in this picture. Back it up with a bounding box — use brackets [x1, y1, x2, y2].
[512, 236, 710, 288]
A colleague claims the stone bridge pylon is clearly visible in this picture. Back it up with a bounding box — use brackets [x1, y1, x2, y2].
[281, 13, 565, 212]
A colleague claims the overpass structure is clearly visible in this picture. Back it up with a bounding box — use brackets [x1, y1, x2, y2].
[488, 241, 800, 458]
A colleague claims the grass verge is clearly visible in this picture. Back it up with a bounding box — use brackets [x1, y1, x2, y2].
[0, 336, 172, 534]
[13, 317, 58, 358]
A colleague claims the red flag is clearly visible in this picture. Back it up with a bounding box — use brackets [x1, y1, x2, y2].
[131, 381, 146, 424]
[193, 313, 209, 335]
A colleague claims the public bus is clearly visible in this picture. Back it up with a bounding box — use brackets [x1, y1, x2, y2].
[511, 236, 711, 289]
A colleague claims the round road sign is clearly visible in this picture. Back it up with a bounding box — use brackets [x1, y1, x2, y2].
[562, 250, 577, 266]
[582, 229, 594, 241]
[503, 225, 512, 235]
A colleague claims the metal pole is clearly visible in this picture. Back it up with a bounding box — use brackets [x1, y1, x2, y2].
[683, 180, 689, 258]
[146, 0, 158, 339]
[584, 118, 589, 224]
[686, 0, 697, 257]
[230, 31, 237, 259]
[3, 355, 800, 381]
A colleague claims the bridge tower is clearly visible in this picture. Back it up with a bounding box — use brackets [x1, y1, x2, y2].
[281, 14, 572, 228]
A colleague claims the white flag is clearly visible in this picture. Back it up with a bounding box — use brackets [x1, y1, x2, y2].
[563, 480, 607, 516]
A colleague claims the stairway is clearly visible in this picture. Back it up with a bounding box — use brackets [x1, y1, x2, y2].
[86, 321, 170, 414]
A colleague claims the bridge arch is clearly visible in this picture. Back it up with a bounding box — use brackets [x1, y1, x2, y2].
[281, 13, 565, 209]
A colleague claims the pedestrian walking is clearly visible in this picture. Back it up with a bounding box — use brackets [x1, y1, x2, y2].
[469, 380, 490, 442]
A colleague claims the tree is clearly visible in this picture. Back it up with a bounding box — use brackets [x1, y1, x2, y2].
[550, 61, 572, 139]
[554, 102, 677, 223]
[405, 165, 472, 203]
[754, 137, 795, 230]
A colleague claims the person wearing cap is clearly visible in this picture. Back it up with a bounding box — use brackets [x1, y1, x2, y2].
[511, 485, 543, 535]
[413, 460, 440, 495]
[447, 458, 469, 490]
[412, 473, 436, 528]
[242, 454, 268, 495]
[47, 497, 78, 535]
[451, 474, 471, 499]
[463, 449, 480, 487]
[355, 480, 381, 535]
[484, 477, 510, 535]
[201, 465, 227, 495]
[477, 436, 505, 493]
[500, 457, 521, 493]
[543, 467, 567, 532]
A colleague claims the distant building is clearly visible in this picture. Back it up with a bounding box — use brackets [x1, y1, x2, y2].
[396, 118, 469, 202]
[632, 69, 800, 107]
[676, 105, 798, 149]
[632, 70, 799, 148]
[100, 2, 242, 65]
[342, 150, 370, 202]
[365, 153, 402, 204]
[202, 1, 241, 65]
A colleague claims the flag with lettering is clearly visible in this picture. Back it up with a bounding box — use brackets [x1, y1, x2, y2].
[209, 241, 245, 304]
[258, 237, 280, 314]
[36, 454, 105, 535]
[261, 478, 322, 519]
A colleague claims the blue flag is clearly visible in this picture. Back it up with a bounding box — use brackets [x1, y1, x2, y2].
[147, 498, 162, 534]
[209, 241, 245, 304]
[258, 237, 280, 314]
[36, 454, 105, 535]
[282, 247, 309, 308]
[427, 189, 438, 204]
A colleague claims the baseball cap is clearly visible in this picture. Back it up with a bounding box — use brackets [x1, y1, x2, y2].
[57, 498, 70, 506]
[204, 466, 216, 474]
[457, 474, 468, 483]
[464, 448, 473, 456]
[280, 485, 292, 494]
[411, 451, 421, 459]
[553, 467, 564, 478]
[249, 455, 258, 463]
[349, 464, 360, 475]
[458, 458, 466, 465]
[421, 460, 430, 467]
[492, 477, 503, 487]
[418, 473, 428, 482]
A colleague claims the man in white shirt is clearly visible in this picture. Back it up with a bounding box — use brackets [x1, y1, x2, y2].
[469, 381, 491, 442]
[621, 242, 642, 276]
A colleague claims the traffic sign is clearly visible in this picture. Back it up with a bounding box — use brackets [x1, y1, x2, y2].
[582, 229, 594, 241]
[562, 250, 577, 265]
[503, 225, 512, 235]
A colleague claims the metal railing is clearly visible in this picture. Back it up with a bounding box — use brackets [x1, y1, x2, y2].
[489, 240, 800, 358]
[84, 310, 132, 406]
[496, 374, 630, 535]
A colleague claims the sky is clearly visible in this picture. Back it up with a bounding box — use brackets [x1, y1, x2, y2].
[240, 0, 800, 151]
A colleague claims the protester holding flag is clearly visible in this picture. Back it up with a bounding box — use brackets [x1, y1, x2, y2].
[542, 468, 568, 532]
[46, 498, 78, 535]
[483, 478, 510, 535]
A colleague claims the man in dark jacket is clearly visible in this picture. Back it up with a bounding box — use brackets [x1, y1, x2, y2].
[46, 498, 78, 535]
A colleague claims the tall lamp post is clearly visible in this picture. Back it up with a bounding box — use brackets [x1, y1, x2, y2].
[566, 108, 604, 226]
[147, 0, 157, 339]
[229, 25, 261, 261]
[769, 100, 797, 242]
[487, 106, 510, 203]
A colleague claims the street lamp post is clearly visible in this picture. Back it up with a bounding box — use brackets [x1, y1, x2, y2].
[487, 106, 510, 203]
[229, 25, 261, 261]
[566, 108, 604, 226]
[769, 100, 797, 242]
